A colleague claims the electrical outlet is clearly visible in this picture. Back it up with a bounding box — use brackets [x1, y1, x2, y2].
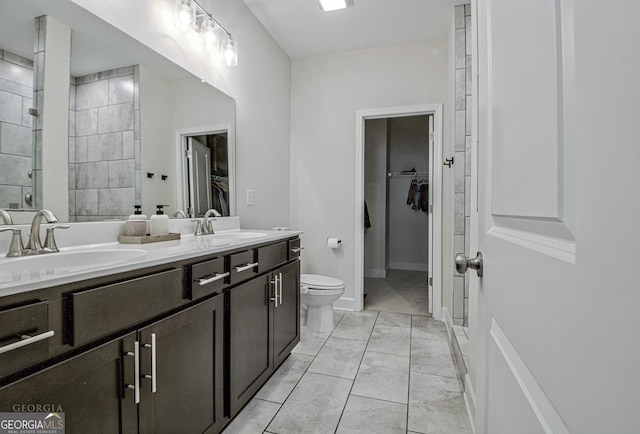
[246, 189, 253, 206]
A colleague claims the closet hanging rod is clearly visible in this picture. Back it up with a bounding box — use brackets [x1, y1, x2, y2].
[387, 171, 429, 178]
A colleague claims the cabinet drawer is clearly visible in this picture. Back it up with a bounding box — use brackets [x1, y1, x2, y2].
[0, 301, 51, 377]
[190, 257, 227, 300]
[258, 241, 288, 273]
[288, 238, 302, 260]
[229, 250, 258, 285]
[69, 268, 184, 346]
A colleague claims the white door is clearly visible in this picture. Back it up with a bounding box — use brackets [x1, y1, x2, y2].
[187, 137, 212, 218]
[469, 1, 640, 433]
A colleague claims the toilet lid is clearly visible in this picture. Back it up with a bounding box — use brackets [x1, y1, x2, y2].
[300, 274, 345, 289]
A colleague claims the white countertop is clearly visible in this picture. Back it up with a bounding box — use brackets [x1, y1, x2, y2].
[0, 217, 301, 298]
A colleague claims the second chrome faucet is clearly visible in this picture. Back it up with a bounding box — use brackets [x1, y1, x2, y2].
[0, 209, 68, 257]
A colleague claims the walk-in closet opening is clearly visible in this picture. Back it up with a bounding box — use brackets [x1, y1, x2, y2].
[363, 114, 432, 315]
[182, 132, 229, 218]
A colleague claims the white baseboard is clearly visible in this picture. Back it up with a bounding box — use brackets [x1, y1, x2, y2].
[464, 373, 476, 433]
[333, 297, 356, 311]
[389, 261, 428, 272]
[364, 268, 386, 278]
[442, 306, 453, 340]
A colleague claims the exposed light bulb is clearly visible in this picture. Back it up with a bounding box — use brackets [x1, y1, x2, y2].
[222, 37, 238, 67]
[202, 18, 217, 48]
[175, 0, 194, 32]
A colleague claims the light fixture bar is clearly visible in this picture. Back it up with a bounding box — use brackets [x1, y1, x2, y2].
[192, 0, 230, 38]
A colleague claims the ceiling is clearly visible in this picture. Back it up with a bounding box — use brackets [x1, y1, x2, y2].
[241, 0, 461, 59]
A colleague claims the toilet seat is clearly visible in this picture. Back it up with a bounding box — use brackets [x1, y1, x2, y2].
[300, 274, 345, 290]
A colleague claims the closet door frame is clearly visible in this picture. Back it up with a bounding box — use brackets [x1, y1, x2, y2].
[354, 104, 443, 319]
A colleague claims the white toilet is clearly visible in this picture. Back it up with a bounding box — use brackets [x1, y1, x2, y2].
[300, 274, 345, 332]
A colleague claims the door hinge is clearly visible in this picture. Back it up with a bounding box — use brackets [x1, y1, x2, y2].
[429, 277, 433, 286]
[185, 149, 192, 158]
[444, 157, 454, 167]
[429, 132, 434, 141]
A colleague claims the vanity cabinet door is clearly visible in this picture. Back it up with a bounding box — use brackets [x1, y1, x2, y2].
[137, 294, 225, 434]
[0, 332, 138, 433]
[271, 260, 300, 368]
[229, 274, 272, 416]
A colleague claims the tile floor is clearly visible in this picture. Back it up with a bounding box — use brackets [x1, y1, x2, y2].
[222, 271, 472, 434]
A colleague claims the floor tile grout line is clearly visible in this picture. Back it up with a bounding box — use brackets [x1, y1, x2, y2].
[332, 309, 379, 434]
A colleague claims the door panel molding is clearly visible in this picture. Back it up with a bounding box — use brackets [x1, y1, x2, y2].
[486, 0, 566, 221]
[489, 319, 570, 434]
[487, 225, 575, 264]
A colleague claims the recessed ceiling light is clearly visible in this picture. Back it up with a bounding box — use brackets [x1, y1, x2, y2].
[318, 0, 354, 12]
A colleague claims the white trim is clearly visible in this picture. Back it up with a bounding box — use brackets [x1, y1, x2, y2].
[355, 104, 443, 319]
[464, 372, 477, 433]
[174, 124, 236, 217]
[333, 296, 356, 311]
[441, 305, 453, 340]
[364, 268, 386, 279]
[490, 319, 570, 434]
[487, 225, 576, 264]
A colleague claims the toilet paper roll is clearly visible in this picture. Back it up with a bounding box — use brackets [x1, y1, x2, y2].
[327, 237, 341, 249]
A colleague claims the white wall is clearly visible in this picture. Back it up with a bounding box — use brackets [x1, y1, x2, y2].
[71, 0, 292, 229]
[41, 17, 71, 221]
[139, 66, 173, 217]
[290, 40, 450, 306]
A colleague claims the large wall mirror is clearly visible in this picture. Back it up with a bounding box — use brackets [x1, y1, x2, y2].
[0, 0, 236, 224]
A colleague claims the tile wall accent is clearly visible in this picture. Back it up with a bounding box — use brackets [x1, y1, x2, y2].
[453, 4, 472, 326]
[69, 65, 140, 221]
[0, 48, 34, 209]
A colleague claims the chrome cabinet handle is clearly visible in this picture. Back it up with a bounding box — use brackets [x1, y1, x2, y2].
[125, 341, 140, 404]
[455, 251, 484, 277]
[278, 272, 283, 305]
[235, 262, 258, 273]
[197, 272, 229, 286]
[0, 330, 54, 355]
[290, 247, 304, 253]
[270, 274, 279, 307]
[143, 333, 157, 393]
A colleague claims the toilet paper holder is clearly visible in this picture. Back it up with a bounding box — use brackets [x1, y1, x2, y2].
[327, 238, 342, 249]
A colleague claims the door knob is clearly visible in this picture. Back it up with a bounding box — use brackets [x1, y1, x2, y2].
[455, 251, 483, 277]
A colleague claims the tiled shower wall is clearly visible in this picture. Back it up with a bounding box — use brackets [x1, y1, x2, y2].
[0, 49, 33, 209]
[453, 4, 472, 326]
[69, 65, 140, 221]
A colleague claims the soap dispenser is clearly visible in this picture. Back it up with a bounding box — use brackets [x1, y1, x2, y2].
[150, 205, 170, 236]
[125, 205, 148, 236]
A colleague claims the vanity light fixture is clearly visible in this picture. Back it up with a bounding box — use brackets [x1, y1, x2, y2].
[318, 0, 353, 12]
[174, 0, 238, 67]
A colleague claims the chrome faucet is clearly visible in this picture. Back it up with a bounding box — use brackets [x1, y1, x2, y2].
[201, 209, 221, 235]
[0, 209, 12, 225]
[171, 209, 187, 219]
[25, 209, 59, 254]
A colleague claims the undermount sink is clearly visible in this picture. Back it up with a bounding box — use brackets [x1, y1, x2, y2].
[210, 231, 267, 240]
[0, 249, 148, 273]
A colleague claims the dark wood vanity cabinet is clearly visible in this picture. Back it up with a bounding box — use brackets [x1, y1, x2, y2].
[229, 258, 300, 415]
[0, 236, 300, 433]
[0, 332, 138, 433]
[137, 294, 225, 434]
[0, 287, 225, 434]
